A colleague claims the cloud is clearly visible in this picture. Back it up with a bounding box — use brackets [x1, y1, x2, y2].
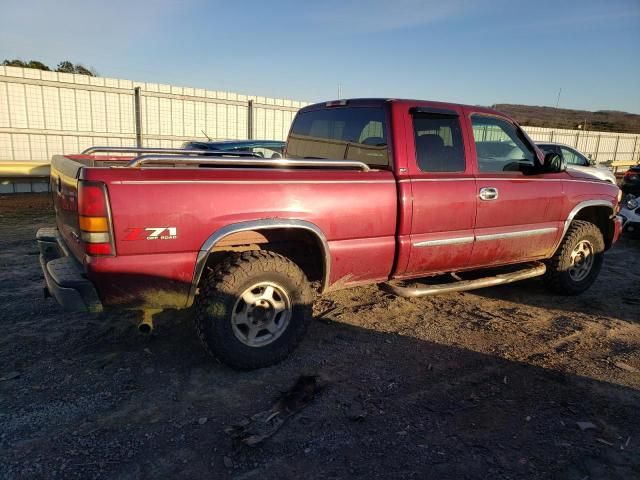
[305, 0, 477, 33]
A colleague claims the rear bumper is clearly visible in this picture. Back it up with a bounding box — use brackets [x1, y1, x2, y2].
[37, 227, 103, 313]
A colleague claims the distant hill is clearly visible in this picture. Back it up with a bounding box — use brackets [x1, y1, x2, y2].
[492, 104, 640, 134]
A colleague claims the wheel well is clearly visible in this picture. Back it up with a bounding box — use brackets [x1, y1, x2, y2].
[573, 206, 615, 249]
[206, 228, 326, 290]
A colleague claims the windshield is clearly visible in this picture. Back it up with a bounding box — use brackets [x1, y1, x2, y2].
[287, 106, 390, 167]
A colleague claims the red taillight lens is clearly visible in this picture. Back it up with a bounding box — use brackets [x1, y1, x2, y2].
[86, 243, 113, 256]
[78, 183, 107, 216]
[78, 181, 115, 256]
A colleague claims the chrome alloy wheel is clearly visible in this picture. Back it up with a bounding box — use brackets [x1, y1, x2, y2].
[231, 282, 291, 347]
[568, 240, 594, 282]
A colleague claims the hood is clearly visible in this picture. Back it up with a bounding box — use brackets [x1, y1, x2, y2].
[566, 165, 616, 184]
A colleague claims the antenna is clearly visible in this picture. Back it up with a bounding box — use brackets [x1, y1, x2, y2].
[337, 83, 342, 99]
[555, 88, 562, 108]
[201, 129, 212, 141]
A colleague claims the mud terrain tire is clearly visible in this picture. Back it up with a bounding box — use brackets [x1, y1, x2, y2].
[194, 250, 313, 370]
[545, 220, 605, 295]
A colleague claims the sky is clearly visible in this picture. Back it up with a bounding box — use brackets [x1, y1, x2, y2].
[1, 0, 639, 113]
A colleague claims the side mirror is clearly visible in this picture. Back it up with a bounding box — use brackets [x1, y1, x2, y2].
[543, 152, 566, 173]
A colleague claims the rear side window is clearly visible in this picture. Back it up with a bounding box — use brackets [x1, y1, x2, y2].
[413, 115, 465, 172]
[287, 107, 389, 167]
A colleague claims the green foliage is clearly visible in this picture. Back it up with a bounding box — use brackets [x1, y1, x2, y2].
[2, 58, 95, 76]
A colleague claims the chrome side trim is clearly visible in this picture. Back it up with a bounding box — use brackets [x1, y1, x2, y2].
[127, 155, 371, 172]
[384, 262, 547, 298]
[476, 227, 557, 242]
[187, 219, 331, 307]
[414, 236, 474, 247]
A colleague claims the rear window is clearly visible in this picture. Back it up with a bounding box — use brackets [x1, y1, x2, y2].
[287, 107, 389, 167]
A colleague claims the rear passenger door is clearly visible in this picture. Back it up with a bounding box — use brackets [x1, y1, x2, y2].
[465, 111, 565, 267]
[401, 106, 477, 277]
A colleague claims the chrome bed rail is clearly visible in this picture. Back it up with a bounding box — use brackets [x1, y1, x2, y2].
[126, 155, 371, 172]
[81, 146, 371, 172]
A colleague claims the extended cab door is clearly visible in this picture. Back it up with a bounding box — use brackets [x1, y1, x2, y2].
[398, 105, 477, 277]
[463, 109, 565, 267]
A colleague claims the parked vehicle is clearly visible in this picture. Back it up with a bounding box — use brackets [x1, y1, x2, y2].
[619, 195, 640, 238]
[621, 165, 640, 197]
[38, 98, 623, 369]
[537, 142, 617, 184]
[182, 139, 285, 159]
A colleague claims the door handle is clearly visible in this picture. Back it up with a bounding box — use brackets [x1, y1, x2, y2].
[479, 187, 499, 201]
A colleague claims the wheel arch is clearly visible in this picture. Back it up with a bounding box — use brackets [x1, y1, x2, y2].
[187, 219, 330, 306]
[557, 200, 615, 252]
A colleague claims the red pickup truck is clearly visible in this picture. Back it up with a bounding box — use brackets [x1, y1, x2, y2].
[38, 98, 623, 369]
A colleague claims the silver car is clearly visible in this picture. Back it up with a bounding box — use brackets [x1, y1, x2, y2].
[537, 142, 617, 184]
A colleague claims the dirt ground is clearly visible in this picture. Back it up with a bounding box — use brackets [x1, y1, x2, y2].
[1, 194, 639, 480]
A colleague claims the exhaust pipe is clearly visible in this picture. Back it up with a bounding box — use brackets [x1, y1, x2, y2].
[138, 309, 158, 334]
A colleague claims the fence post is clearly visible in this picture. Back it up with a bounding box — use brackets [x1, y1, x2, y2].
[613, 135, 620, 162]
[247, 100, 254, 140]
[594, 134, 601, 162]
[632, 136, 638, 164]
[549, 130, 554, 142]
[134, 87, 143, 148]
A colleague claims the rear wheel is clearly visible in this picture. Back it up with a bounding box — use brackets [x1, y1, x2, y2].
[545, 220, 604, 295]
[194, 250, 313, 369]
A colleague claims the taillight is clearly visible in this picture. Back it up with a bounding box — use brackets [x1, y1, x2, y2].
[78, 181, 115, 256]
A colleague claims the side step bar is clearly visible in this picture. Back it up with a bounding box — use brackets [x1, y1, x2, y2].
[383, 262, 546, 298]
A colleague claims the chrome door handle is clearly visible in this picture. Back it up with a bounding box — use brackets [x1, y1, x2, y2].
[479, 187, 499, 201]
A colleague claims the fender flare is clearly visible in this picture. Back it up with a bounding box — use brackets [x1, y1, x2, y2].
[187, 218, 330, 306]
[552, 199, 614, 252]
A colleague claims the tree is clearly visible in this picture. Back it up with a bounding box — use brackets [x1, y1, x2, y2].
[26, 60, 50, 71]
[2, 59, 27, 67]
[55, 60, 75, 73]
[2, 58, 96, 76]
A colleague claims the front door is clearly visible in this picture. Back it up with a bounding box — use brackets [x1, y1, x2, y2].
[401, 106, 477, 277]
[464, 111, 565, 267]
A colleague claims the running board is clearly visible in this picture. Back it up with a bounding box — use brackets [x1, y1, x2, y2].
[383, 262, 547, 298]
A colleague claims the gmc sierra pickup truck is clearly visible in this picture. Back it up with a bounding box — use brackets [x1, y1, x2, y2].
[38, 98, 623, 369]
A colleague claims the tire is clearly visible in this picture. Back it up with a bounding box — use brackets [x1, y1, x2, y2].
[545, 220, 605, 295]
[194, 250, 313, 370]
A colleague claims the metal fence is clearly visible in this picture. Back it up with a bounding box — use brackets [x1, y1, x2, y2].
[1, 65, 639, 172]
[0, 66, 308, 165]
[522, 126, 639, 171]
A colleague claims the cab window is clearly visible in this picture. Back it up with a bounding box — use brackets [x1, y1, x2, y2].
[287, 107, 389, 167]
[471, 116, 536, 173]
[413, 114, 465, 172]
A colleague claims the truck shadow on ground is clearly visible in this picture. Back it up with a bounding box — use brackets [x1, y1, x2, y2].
[3, 296, 639, 480]
[468, 236, 640, 325]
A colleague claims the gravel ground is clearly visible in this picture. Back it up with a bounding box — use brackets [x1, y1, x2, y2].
[1, 193, 639, 480]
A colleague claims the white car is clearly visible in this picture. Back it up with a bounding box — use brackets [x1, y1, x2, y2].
[537, 143, 617, 184]
[619, 195, 640, 238]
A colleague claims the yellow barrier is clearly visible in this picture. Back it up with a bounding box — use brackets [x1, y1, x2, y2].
[0, 162, 50, 177]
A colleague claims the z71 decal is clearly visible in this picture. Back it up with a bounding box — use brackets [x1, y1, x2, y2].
[123, 227, 177, 241]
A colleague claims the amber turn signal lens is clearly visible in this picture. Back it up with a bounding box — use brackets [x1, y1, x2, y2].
[79, 216, 109, 232]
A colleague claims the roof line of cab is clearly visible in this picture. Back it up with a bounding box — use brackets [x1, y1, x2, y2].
[299, 98, 509, 118]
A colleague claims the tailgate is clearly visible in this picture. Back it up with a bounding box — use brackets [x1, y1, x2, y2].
[50, 155, 88, 262]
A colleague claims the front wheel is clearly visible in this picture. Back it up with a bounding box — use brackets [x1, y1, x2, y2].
[194, 250, 313, 370]
[545, 220, 605, 295]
